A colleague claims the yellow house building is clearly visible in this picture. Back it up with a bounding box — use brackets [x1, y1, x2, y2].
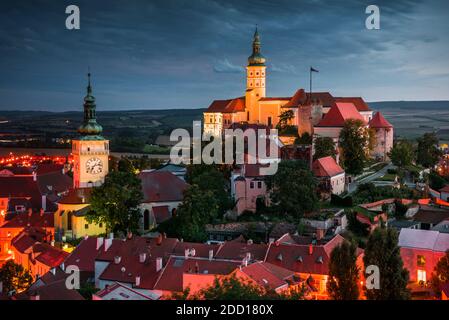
[54, 188, 105, 240]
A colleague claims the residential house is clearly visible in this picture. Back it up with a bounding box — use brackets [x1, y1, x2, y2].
[312, 156, 345, 196]
[398, 228, 449, 283]
[93, 282, 161, 300]
[139, 171, 188, 232]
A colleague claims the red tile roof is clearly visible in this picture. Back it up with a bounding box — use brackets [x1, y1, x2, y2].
[172, 242, 219, 259]
[154, 257, 239, 292]
[57, 188, 92, 205]
[0, 176, 42, 208]
[1, 212, 54, 229]
[215, 240, 268, 261]
[284, 90, 337, 108]
[316, 102, 365, 127]
[206, 98, 245, 113]
[139, 171, 188, 203]
[64, 236, 100, 273]
[259, 97, 291, 101]
[34, 243, 69, 268]
[369, 112, 393, 128]
[312, 156, 344, 177]
[334, 97, 371, 112]
[98, 237, 179, 289]
[440, 185, 449, 193]
[13, 279, 84, 300]
[239, 261, 294, 291]
[264, 235, 347, 275]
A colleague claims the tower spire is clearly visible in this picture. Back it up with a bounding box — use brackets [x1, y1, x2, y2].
[248, 26, 265, 66]
[78, 71, 103, 137]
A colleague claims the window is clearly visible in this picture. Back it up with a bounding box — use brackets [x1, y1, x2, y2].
[99, 223, 103, 228]
[268, 117, 272, 127]
[417, 270, 426, 282]
[257, 181, 262, 189]
[84, 224, 89, 230]
[250, 182, 255, 189]
[15, 205, 26, 212]
[417, 255, 426, 267]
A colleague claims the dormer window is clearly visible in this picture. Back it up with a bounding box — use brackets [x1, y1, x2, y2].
[276, 253, 283, 261]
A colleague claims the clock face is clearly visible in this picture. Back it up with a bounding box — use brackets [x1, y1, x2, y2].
[86, 158, 103, 175]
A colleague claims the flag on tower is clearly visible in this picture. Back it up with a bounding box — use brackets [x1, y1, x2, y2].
[310, 67, 319, 73]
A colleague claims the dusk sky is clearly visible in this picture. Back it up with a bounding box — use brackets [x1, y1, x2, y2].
[1, 0, 449, 111]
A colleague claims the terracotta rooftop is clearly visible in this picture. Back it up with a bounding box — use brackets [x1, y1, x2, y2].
[1, 211, 54, 229]
[239, 261, 295, 291]
[264, 234, 348, 275]
[334, 97, 371, 112]
[316, 102, 365, 127]
[153, 256, 239, 293]
[139, 171, 188, 203]
[206, 97, 245, 113]
[312, 156, 344, 177]
[369, 112, 393, 128]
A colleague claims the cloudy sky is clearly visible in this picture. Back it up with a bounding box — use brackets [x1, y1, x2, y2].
[1, 0, 449, 111]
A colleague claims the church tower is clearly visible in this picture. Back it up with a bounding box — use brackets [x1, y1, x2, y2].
[246, 28, 266, 122]
[72, 73, 109, 188]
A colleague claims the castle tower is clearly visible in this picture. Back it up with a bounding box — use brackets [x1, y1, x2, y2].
[72, 73, 109, 188]
[246, 27, 266, 122]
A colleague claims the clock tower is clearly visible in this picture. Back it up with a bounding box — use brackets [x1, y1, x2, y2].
[72, 73, 109, 188]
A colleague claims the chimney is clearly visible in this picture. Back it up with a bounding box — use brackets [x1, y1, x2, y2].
[309, 244, 313, 255]
[28, 208, 33, 217]
[109, 232, 114, 239]
[184, 248, 189, 259]
[156, 257, 163, 272]
[190, 248, 196, 257]
[32, 171, 37, 181]
[104, 238, 112, 252]
[96, 237, 104, 250]
[41, 195, 46, 212]
[194, 262, 199, 274]
[139, 253, 147, 263]
[30, 293, 40, 300]
[114, 256, 121, 264]
[156, 234, 163, 245]
[40, 208, 44, 217]
[50, 240, 55, 247]
[208, 250, 214, 261]
[163, 232, 167, 239]
[127, 231, 133, 240]
[242, 258, 248, 267]
[135, 276, 141, 287]
[246, 252, 251, 261]
[60, 263, 65, 271]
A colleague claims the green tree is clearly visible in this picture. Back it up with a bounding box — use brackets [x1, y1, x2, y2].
[363, 227, 410, 300]
[389, 140, 414, 169]
[86, 170, 143, 235]
[295, 132, 312, 145]
[428, 171, 448, 190]
[327, 241, 360, 300]
[346, 210, 370, 237]
[195, 274, 305, 300]
[191, 167, 233, 216]
[313, 136, 336, 160]
[339, 119, 370, 176]
[159, 185, 219, 242]
[416, 132, 442, 168]
[268, 160, 319, 220]
[430, 250, 449, 299]
[0, 260, 33, 293]
[276, 110, 294, 130]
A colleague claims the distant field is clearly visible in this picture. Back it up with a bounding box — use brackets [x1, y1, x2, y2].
[1, 101, 448, 148]
[369, 101, 449, 143]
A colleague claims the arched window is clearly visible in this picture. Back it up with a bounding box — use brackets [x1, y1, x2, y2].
[143, 209, 150, 230]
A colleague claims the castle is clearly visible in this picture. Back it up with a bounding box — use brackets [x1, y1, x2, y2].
[203, 28, 393, 161]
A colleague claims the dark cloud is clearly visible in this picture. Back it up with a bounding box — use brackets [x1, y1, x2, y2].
[0, 0, 448, 111]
